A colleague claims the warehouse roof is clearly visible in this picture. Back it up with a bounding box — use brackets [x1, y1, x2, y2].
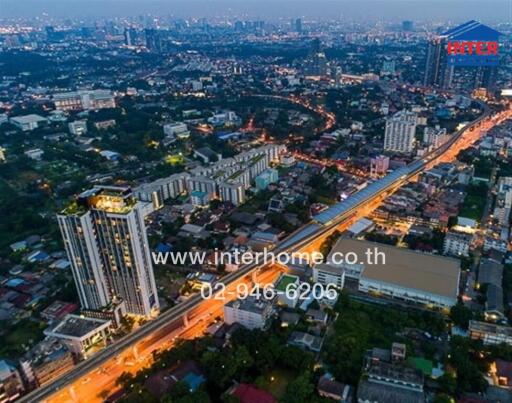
[330, 239, 460, 299]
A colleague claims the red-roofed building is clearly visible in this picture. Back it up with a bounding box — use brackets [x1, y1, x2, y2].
[230, 383, 276, 403]
[41, 301, 79, 322]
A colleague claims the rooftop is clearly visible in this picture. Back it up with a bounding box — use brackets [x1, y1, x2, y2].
[226, 295, 273, 314]
[11, 114, 47, 124]
[331, 239, 460, 299]
[469, 320, 512, 337]
[45, 314, 110, 339]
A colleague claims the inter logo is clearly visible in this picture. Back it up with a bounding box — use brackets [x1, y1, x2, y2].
[443, 20, 501, 67]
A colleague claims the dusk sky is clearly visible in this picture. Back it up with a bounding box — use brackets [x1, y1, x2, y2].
[2, 0, 511, 21]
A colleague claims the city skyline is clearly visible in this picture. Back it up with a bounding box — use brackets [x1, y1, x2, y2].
[2, 0, 512, 21]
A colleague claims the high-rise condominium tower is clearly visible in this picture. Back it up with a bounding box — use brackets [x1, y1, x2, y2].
[57, 186, 159, 318]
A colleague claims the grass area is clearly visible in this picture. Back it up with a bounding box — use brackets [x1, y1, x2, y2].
[255, 368, 294, 399]
[407, 356, 433, 375]
[459, 182, 488, 221]
[164, 154, 185, 165]
[473, 158, 493, 180]
[0, 319, 46, 358]
[275, 274, 297, 292]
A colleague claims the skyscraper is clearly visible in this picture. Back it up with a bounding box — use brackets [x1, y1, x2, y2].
[294, 18, 302, 33]
[424, 36, 453, 89]
[402, 20, 414, 32]
[306, 38, 328, 76]
[57, 186, 159, 318]
[145, 28, 162, 53]
[124, 27, 137, 46]
[474, 66, 498, 90]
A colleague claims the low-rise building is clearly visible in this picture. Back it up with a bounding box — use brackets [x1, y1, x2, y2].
[288, 331, 323, 352]
[43, 315, 111, 359]
[469, 320, 512, 345]
[0, 360, 24, 402]
[317, 374, 353, 403]
[194, 147, 222, 164]
[224, 296, 274, 330]
[330, 239, 460, 308]
[443, 231, 472, 257]
[19, 339, 75, 388]
[423, 126, 449, 148]
[357, 361, 424, 403]
[24, 149, 44, 161]
[53, 90, 115, 111]
[40, 301, 78, 322]
[163, 122, 189, 139]
[313, 263, 345, 289]
[370, 155, 390, 177]
[94, 119, 116, 130]
[10, 114, 47, 131]
[68, 120, 88, 135]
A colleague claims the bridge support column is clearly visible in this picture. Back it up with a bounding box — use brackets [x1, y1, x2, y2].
[132, 346, 139, 360]
[183, 313, 189, 328]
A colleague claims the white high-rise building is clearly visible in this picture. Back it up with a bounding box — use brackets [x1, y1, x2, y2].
[219, 181, 246, 206]
[186, 176, 218, 200]
[134, 172, 189, 209]
[57, 186, 159, 318]
[384, 110, 418, 153]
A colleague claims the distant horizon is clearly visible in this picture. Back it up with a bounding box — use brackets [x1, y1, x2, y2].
[2, 0, 512, 22]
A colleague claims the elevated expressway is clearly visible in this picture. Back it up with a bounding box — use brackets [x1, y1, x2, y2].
[21, 102, 512, 403]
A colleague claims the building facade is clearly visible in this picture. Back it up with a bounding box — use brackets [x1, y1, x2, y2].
[57, 186, 159, 318]
[384, 111, 417, 153]
[219, 181, 246, 206]
[224, 296, 274, 330]
[53, 90, 116, 111]
[424, 36, 453, 89]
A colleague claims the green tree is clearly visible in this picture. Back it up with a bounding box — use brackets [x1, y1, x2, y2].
[282, 372, 314, 403]
[168, 380, 190, 400]
[434, 393, 454, 403]
[449, 302, 473, 330]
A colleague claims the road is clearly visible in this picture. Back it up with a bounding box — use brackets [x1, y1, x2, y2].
[20, 102, 512, 403]
[47, 267, 283, 403]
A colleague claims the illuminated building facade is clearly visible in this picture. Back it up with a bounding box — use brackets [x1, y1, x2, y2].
[57, 186, 159, 318]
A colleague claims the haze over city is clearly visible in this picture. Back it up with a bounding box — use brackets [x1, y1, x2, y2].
[2, 0, 512, 21]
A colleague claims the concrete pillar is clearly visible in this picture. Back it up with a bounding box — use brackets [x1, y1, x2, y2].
[183, 313, 189, 328]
